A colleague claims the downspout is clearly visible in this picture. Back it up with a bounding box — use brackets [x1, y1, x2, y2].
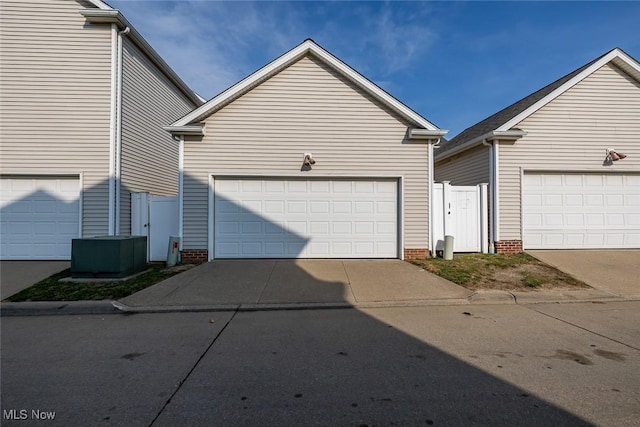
[428, 138, 440, 256]
[494, 141, 500, 243]
[114, 26, 130, 235]
[482, 139, 496, 253]
[107, 24, 118, 235]
[178, 136, 184, 251]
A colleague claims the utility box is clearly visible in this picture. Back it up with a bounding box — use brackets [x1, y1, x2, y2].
[71, 236, 147, 279]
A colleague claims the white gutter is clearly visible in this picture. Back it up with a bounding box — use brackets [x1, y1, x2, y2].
[107, 23, 117, 235]
[409, 128, 448, 140]
[114, 26, 130, 235]
[435, 129, 526, 162]
[162, 125, 205, 136]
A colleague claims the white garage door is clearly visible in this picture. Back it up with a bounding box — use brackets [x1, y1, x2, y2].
[214, 178, 398, 258]
[1, 177, 80, 260]
[523, 173, 640, 249]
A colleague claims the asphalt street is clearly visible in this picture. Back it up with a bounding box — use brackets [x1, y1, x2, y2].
[2, 302, 639, 426]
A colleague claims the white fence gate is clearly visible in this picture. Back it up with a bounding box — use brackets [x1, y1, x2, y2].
[131, 193, 179, 262]
[433, 182, 488, 253]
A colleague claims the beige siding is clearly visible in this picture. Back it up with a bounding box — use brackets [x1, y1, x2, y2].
[499, 63, 640, 240]
[119, 38, 197, 234]
[0, 0, 112, 236]
[434, 145, 490, 185]
[183, 54, 431, 251]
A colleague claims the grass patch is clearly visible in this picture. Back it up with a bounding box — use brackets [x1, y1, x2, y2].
[410, 253, 589, 291]
[522, 273, 544, 288]
[6, 264, 192, 302]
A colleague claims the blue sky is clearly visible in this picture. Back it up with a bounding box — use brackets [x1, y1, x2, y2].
[109, 1, 640, 136]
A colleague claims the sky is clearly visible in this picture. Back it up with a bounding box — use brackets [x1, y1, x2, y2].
[109, 1, 640, 137]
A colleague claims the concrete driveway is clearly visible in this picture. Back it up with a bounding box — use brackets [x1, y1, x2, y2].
[121, 259, 473, 307]
[0, 260, 69, 300]
[528, 250, 640, 298]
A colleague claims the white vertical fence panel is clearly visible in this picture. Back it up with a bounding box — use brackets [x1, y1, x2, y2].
[131, 193, 179, 261]
[433, 182, 487, 253]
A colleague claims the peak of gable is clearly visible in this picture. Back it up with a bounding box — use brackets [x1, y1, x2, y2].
[170, 39, 442, 133]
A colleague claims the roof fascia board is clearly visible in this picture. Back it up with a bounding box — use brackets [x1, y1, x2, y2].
[162, 125, 205, 136]
[409, 128, 448, 140]
[312, 43, 439, 130]
[618, 50, 640, 72]
[172, 41, 312, 127]
[612, 50, 640, 78]
[80, 9, 203, 106]
[435, 130, 526, 161]
[85, 0, 111, 10]
[172, 40, 439, 130]
[497, 49, 626, 132]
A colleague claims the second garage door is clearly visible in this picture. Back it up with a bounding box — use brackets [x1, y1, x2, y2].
[214, 178, 398, 258]
[523, 172, 640, 249]
[1, 176, 80, 260]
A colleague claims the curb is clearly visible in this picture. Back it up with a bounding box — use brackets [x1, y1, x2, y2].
[0, 301, 122, 316]
[2, 292, 635, 316]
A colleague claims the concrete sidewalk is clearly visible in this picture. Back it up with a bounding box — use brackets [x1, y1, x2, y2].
[1, 259, 627, 316]
[113, 259, 621, 313]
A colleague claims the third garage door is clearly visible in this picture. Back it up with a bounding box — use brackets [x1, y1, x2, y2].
[214, 178, 398, 258]
[522, 172, 640, 249]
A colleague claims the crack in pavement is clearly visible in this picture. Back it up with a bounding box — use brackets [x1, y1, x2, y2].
[148, 309, 239, 426]
[524, 305, 640, 351]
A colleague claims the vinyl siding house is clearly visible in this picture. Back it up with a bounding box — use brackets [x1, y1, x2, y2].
[435, 48, 640, 252]
[0, 0, 202, 259]
[166, 40, 447, 262]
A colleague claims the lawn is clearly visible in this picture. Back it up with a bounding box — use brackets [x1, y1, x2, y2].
[410, 252, 589, 291]
[6, 264, 193, 302]
[7, 253, 588, 302]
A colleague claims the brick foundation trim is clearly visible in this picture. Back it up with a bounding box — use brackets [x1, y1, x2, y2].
[181, 249, 430, 261]
[494, 240, 523, 254]
[404, 248, 430, 259]
[180, 249, 209, 263]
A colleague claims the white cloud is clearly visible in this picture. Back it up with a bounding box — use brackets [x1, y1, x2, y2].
[110, 1, 440, 99]
[111, 1, 304, 98]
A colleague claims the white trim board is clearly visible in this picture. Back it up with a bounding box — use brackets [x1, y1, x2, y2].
[498, 48, 640, 132]
[171, 39, 442, 132]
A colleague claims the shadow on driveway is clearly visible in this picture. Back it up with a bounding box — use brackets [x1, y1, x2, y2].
[0, 261, 69, 300]
[120, 259, 473, 307]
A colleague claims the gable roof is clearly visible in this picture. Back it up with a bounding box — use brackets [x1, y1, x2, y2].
[436, 47, 640, 160]
[79, 1, 203, 106]
[167, 39, 446, 136]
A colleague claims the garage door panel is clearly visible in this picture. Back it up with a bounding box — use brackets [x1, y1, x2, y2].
[523, 173, 640, 249]
[214, 178, 398, 258]
[310, 221, 329, 234]
[628, 233, 640, 245]
[308, 181, 328, 192]
[1, 177, 80, 260]
[332, 201, 351, 214]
